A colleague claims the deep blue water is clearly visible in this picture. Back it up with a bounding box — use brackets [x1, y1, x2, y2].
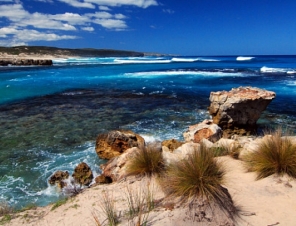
[0, 55, 295, 209]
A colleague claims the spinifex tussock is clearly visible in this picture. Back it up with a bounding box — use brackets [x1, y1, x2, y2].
[244, 128, 296, 180]
[126, 143, 164, 176]
[161, 142, 236, 216]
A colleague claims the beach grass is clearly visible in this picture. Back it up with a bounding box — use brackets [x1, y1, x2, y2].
[212, 142, 241, 159]
[99, 191, 118, 226]
[125, 144, 164, 177]
[244, 128, 296, 179]
[161, 142, 236, 215]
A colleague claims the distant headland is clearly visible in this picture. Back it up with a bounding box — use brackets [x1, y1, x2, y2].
[0, 46, 161, 66]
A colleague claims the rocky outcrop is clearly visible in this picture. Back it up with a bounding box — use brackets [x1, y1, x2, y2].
[161, 139, 184, 152]
[48, 170, 69, 188]
[183, 119, 222, 143]
[95, 130, 145, 160]
[0, 58, 52, 66]
[99, 147, 139, 182]
[72, 162, 93, 186]
[208, 87, 275, 137]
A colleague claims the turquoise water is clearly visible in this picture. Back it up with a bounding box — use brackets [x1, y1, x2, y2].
[0, 55, 295, 209]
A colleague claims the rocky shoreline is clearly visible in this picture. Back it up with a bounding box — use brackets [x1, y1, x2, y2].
[4, 87, 296, 226]
[0, 58, 53, 66]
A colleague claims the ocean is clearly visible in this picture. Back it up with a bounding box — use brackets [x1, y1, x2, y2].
[0, 55, 295, 209]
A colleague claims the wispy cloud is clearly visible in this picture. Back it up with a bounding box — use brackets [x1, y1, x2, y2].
[81, 26, 94, 31]
[57, 0, 158, 9]
[58, 0, 95, 9]
[0, 0, 159, 46]
[163, 9, 174, 14]
[99, 5, 111, 11]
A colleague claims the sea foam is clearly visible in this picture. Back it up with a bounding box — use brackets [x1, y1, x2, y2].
[236, 56, 255, 61]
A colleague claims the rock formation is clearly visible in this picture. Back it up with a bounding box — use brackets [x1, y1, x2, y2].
[161, 139, 184, 152]
[208, 87, 276, 136]
[0, 59, 52, 66]
[72, 162, 93, 186]
[99, 147, 139, 182]
[183, 119, 223, 143]
[95, 130, 145, 160]
[48, 170, 69, 188]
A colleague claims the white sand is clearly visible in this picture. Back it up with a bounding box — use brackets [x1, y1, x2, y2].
[6, 156, 296, 226]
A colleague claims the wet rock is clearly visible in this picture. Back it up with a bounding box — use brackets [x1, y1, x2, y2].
[95, 130, 145, 160]
[161, 139, 184, 152]
[0, 58, 52, 66]
[95, 175, 112, 184]
[72, 162, 93, 186]
[48, 170, 69, 188]
[208, 87, 275, 137]
[183, 119, 222, 143]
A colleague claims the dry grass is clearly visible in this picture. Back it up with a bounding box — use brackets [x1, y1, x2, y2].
[212, 142, 241, 159]
[125, 144, 164, 177]
[161, 142, 237, 216]
[99, 191, 118, 226]
[244, 128, 296, 180]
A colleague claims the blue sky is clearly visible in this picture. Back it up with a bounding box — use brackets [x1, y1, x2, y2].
[0, 0, 296, 55]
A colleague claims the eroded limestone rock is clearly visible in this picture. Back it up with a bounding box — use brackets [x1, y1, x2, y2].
[183, 119, 222, 143]
[208, 87, 275, 136]
[48, 170, 69, 188]
[95, 130, 145, 160]
[72, 162, 93, 186]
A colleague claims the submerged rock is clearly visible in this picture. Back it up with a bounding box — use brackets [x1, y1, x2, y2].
[183, 119, 222, 143]
[48, 170, 69, 188]
[72, 162, 93, 186]
[208, 87, 276, 137]
[95, 130, 145, 160]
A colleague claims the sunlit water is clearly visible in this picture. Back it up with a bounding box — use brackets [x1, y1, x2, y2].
[0, 55, 295, 209]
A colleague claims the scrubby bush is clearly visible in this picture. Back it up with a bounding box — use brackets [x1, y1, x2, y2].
[161, 142, 235, 215]
[125, 144, 164, 176]
[244, 128, 296, 179]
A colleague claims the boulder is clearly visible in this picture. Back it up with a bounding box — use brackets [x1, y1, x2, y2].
[72, 162, 93, 186]
[208, 87, 275, 137]
[95, 175, 112, 184]
[183, 119, 222, 143]
[95, 130, 145, 160]
[48, 170, 69, 188]
[161, 139, 184, 152]
[100, 147, 139, 182]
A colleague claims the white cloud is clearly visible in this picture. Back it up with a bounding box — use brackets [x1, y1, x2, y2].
[93, 18, 127, 30]
[81, 26, 94, 31]
[98, 5, 110, 11]
[163, 9, 174, 14]
[58, 0, 95, 9]
[0, 26, 78, 46]
[63, 0, 158, 8]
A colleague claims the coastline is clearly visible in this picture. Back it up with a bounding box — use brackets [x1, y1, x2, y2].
[1, 52, 296, 225]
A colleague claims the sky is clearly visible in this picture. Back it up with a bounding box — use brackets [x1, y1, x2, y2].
[0, 0, 296, 55]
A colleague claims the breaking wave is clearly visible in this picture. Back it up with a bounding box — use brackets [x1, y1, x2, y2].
[236, 56, 255, 61]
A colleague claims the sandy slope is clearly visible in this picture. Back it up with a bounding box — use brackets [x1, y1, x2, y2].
[6, 156, 296, 226]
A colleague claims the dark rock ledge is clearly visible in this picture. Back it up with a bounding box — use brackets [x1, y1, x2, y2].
[0, 58, 52, 66]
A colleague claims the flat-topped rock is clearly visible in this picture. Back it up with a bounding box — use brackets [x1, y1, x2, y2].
[208, 87, 276, 136]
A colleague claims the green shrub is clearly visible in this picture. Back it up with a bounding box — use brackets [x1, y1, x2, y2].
[244, 128, 296, 179]
[126, 144, 164, 176]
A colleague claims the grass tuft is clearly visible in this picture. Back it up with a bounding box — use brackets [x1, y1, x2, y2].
[161, 142, 236, 216]
[99, 191, 118, 226]
[244, 128, 296, 180]
[212, 142, 241, 159]
[51, 198, 68, 211]
[126, 144, 164, 176]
